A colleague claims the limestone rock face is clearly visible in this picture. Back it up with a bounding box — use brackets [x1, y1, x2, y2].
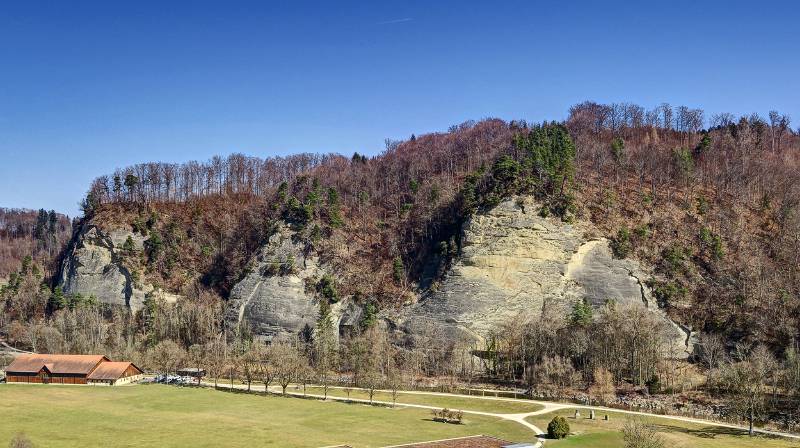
[58, 224, 154, 310]
[402, 197, 691, 354]
[225, 225, 331, 341]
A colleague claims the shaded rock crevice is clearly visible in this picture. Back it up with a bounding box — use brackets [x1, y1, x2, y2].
[223, 224, 356, 342]
[400, 196, 690, 355]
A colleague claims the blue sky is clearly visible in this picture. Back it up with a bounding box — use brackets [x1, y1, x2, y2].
[1, 1, 798, 217]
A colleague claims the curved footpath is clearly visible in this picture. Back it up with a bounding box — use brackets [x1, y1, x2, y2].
[0, 339, 32, 355]
[201, 382, 800, 446]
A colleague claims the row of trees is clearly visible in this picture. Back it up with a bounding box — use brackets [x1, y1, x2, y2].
[83, 153, 340, 209]
[698, 335, 800, 435]
[3, 259, 800, 433]
[568, 101, 793, 150]
[468, 301, 682, 397]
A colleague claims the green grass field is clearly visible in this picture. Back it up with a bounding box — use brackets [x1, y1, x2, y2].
[527, 409, 800, 448]
[4, 384, 799, 448]
[298, 385, 543, 413]
[0, 384, 532, 447]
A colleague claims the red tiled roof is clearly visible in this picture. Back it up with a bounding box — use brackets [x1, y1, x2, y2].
[87, 361, 143, 380]
[6, 354, 109, 375]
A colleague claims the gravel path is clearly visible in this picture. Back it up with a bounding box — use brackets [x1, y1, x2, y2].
[202, 382, 800, 446]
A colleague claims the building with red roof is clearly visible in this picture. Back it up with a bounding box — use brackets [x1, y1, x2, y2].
[5, 354, 143, 385]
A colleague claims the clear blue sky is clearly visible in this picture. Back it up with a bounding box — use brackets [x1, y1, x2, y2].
[1, 1, 798, 218]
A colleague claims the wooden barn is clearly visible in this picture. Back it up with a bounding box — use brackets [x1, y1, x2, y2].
[5, 354, 143, 385]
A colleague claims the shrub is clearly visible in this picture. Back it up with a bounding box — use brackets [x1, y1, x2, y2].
[649, 280, 686, 308]
[611, 137, 625, 164]
[547, 416, 570, 439]
[622, 418, 665, 448]
[392, 257, 405, 285]
[122, 235, 136, 252]
[9, 432, 34, 448]
[645, 374, 661, 394]
[431, 408, 463, 424]
[610, 228, 632, 258]
[662, 244, 687, 274]
[699, 227, 724, 260]
[144, 231, 163, 263]
[696, 195, 709, 216]
[317, 275, 338, 302]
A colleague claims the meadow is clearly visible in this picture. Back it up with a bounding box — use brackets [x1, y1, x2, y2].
[527, 408, 800, 448]
[3, 383, 799, 448]
[0, 384, 531, 447]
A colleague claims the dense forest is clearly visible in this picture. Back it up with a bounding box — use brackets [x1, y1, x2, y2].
[2, 101, 799, 431]
[0, 208, 71, 279]
[70, 102, 799, 350]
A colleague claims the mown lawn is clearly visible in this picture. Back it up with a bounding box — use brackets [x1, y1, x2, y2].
[0, 384, 533, 448]
[299, 385, 543, 414]
[527, 409, 800, 448]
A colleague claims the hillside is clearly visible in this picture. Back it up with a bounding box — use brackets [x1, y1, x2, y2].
[2, 102, 800, 431]
[0, 208, 71, 280]
[58, 102, 799, 351]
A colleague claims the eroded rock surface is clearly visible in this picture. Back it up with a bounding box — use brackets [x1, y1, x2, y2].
[224, 225, 355, 341]
[58, 224, 162, 310]
[402, 197, 691, 354]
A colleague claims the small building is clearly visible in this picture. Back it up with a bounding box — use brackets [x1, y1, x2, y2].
[87, 361, 144, 385]
[5, 354, 143, 385]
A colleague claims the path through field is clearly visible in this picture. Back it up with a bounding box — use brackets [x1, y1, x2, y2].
[202, 381, 800, 446]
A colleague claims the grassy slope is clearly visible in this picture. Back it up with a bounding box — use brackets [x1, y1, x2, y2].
[0, 384, 532, 448]
[527, 409, 800, 448]
[300, 386, 543, 413]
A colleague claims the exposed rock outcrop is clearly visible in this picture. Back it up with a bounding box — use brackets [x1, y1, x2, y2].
[58, 223, 180, 311]
[224, 224, 355, 341]
[401, 196, 691, 355]
[58, 223, 177, 310]
[60, 197, 689, 353]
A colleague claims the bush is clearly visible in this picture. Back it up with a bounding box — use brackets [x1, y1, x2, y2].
[699, 227, 724, 260]
[645, 374, 661, 395]
[317, 275, 338, 302]
[547, 416, 570, 439]
[392, 257, 405, 285]
[622, 418, 665, 448]
[610, 227, 632, 258]
[431, 408, 463, 424]
[9, 432, 35, 448]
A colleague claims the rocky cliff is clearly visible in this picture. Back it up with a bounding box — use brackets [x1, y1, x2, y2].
[223, 224, 357, 341]
[400, 196, 692, 354]
[60, 197, 689, 352]
[58, 223, 178, 310]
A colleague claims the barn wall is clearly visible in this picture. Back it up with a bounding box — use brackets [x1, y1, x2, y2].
[7, 374, 88, 384]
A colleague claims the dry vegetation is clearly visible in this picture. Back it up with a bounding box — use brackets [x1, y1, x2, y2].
[0, 208, 70, 280]
[2, 101, 800, 433]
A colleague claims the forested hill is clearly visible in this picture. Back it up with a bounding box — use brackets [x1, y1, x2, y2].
[3, 101, 798, 355]
[0, 208, 71, 279]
